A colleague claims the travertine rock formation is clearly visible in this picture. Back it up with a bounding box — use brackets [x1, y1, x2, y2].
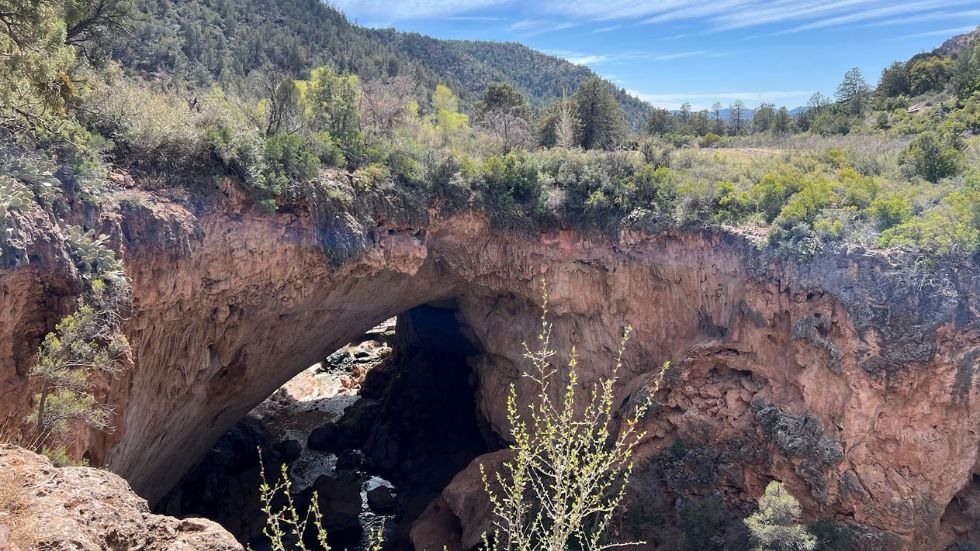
[0, 172, 976, 549]
[0, 446, 241, 550]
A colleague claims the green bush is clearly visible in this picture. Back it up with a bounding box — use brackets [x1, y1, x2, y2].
[353, 163, 392, 191]
[813, 214, 845, 241]
[82, 74, 205, 167]
[808, 519, 854, 551]
[836, 168, 878, 209]
[749, 169, 805, 223]
[263, 133, 320, 185]
[772, 177, 837, 232]
[631, 164, 677, 213]
[385, 148, 426, 186]
[880, 189, 979, 255]
[640, 138, 672, 168]
[478, 152, 540, 212]
[700, 133, 723, 148]
[900, 132, 960, 183]
[868, 194, 913, 229]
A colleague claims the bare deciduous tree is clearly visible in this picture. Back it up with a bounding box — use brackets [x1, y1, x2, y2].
[481, 110, 533, 152]
[360, 75, 415, 137]
[554, 89, 578, 149]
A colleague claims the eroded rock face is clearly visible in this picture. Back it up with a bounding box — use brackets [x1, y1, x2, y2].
[0, 446, 241, 550]
[0, 176, 977, 549]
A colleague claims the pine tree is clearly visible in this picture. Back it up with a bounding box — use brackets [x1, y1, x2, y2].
[835, 67, 870, 116]
[572, 77, 626, 150]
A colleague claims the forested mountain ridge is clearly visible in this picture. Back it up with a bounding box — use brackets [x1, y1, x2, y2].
[112, 0, 650, 126]
[366, 30, 652, 129]
[112, 0, 446, 92]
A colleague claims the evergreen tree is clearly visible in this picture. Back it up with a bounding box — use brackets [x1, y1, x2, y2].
[572, 76, 626, 150]
[754, 102, 776, 133]
[0, 0, 79, 135]
[835, 67, 870, 115]
[476, 82, 530, 122]
[728, 100, 746, 136]
[645, 107, 671, 136]
[877, 61, 910, 97]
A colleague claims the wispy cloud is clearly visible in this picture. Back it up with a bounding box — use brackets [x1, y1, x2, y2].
[445, 15, 506, 21]
[332, 0, 510, 19]
[544, 49, 613, 65]
[775, 0, 975, 34]
[538, 0, 975, 34]
[593, 25, 622, 33]
[627, 89, 813, 110]
[654, 50, 706, 60]
[509, 19, 577, 34]
[865, 8, 980, 25]
[546, 49, 712, 65]
[899, 25, 978, 38]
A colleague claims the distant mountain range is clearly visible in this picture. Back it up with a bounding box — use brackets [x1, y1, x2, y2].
[115, 0, 651, 130]
[115, 0, 974, 132]
[366, 30, 653, 130]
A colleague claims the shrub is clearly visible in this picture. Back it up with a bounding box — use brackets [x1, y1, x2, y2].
[258, 456, 330, 551]
[263, 133, 321, 185]
[744, 481, 816, 551]
[640, 138, 672, 168]
[772, 177, 838, 234]
[813, 214, 845, 241]
[385, 148, 426, 186]
[480, 283, 668, 550]
[879, 190, 979, 255]
[631, 164, 676, 213]
[749, 169, 805, 223]
[700, 133, 723, 148]
[836, 168, 878, 209]
[868, 194, 913, 229]
[678, 496, 727, 551]
[82, 74, 205, 167]
[353, 163, 392, 191]
[478, 152, 540, 212]
[808, 519, 854, 551]
[810, 111, 853, 136]
[900, 132, 960, 183]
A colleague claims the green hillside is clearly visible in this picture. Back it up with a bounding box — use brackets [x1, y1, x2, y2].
[112, 0, 650, 126]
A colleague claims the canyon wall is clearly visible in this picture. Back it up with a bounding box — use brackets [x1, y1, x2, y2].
[0, 174, 976, 548]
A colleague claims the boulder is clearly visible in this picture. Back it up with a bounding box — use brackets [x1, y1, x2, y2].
[366, 485, 396, 514]
[0, 446, 241, 550]
[311, 472, 362, 534]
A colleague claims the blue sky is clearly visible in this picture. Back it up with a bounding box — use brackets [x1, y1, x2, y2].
[329, 0, 980, 110]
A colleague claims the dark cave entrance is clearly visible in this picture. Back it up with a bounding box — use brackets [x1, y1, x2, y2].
[157, 303, 495, 550]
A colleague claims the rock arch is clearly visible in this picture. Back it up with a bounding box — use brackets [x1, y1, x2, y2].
[1, 185, 976, 548]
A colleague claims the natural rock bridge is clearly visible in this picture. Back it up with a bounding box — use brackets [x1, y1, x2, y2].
[1, 175, 976, 549]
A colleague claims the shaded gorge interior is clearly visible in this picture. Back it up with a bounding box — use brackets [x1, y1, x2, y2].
[158, 304, 496, 550]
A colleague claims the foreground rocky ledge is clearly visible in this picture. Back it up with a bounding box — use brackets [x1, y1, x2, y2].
[0, 446, 241, 550]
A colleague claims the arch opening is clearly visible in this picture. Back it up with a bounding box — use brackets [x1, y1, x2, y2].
[156, 301, 498, 550]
